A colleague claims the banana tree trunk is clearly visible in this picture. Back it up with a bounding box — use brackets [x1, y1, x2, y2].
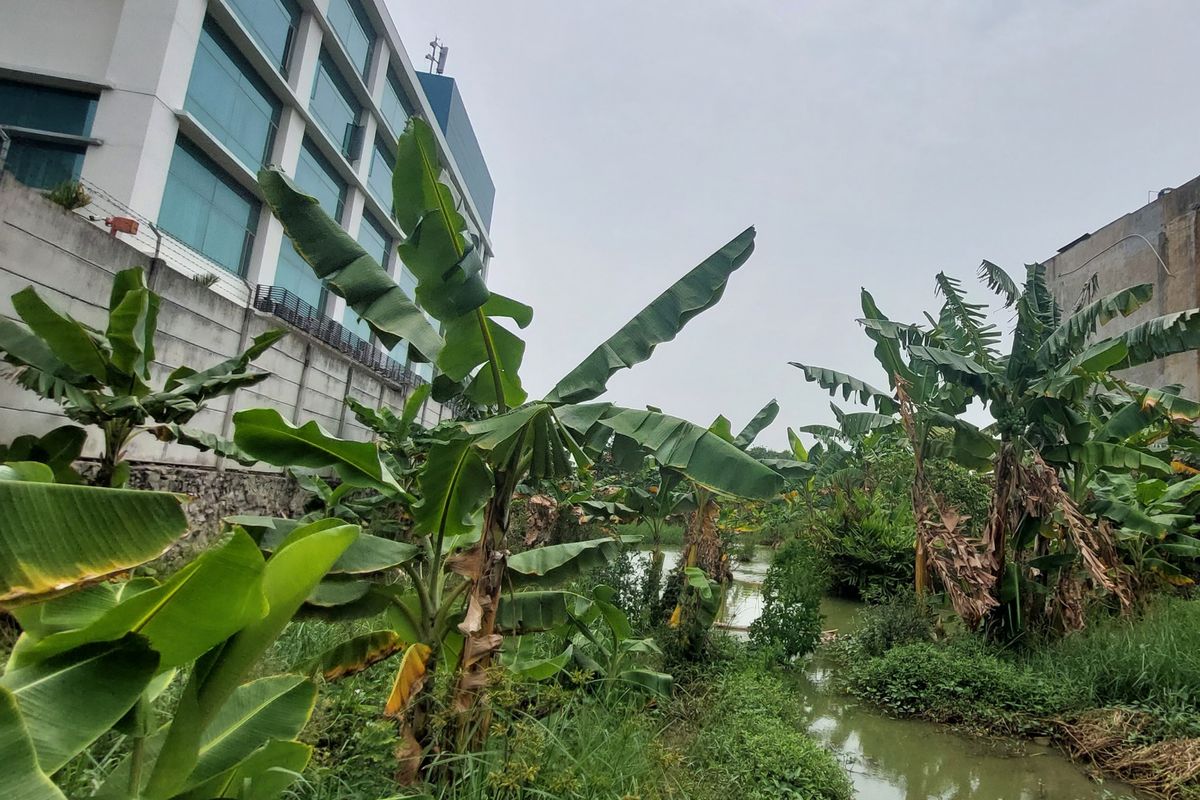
[448, 480, 512, 749]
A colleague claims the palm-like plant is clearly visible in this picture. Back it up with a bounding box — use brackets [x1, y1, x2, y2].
[251, 117, 787, 773]
[798, 262, 1200, 631]
[0, 268, 281, 485]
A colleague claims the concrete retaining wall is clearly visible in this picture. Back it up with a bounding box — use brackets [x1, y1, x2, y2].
[0, 173, 444, 468]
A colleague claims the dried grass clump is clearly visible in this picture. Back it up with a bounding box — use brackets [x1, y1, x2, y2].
[1058, 709, 1200, 798]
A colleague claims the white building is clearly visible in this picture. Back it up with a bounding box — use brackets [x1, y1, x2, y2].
[0, 0, 494, 386]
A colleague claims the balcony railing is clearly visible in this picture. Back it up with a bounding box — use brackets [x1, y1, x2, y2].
[252, 284, 424, 392]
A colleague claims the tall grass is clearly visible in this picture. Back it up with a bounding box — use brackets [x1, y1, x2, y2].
[1022, 597, 1200, 734]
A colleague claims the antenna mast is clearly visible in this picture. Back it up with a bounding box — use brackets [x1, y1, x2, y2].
[425, 37, 449, 74]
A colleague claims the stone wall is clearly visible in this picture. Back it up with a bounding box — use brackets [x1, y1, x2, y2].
[78, 460, 308, 566]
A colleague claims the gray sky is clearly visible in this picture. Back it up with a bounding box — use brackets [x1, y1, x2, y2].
[388, 1, 1200, 448]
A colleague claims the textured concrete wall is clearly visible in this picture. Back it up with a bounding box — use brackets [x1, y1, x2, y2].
[1045, 175, 1200, 396]
[0, 173, 443, 467]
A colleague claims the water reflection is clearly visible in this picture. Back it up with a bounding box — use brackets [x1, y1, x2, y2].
[638, 547, 1141, 800]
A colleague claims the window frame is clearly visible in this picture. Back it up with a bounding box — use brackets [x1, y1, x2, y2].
[157, 136, 261, 277]
[184, 17, 283, 170]
[309, 50, 363, 158]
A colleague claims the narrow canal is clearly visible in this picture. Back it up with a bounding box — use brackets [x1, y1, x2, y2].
[638, 546, 1142, 800]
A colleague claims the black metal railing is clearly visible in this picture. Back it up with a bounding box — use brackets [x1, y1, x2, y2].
[253, 284, 424, 392]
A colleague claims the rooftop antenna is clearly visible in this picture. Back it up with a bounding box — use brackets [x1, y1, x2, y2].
[425, 37, 449, 74]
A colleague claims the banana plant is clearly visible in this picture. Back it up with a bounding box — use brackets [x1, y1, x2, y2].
[0, 466, 360, 800]
[0, 268, 282, 485]
[257, 116, 786, 774]
[500, 584, 672, 698]
[798, 261, 1200, 632]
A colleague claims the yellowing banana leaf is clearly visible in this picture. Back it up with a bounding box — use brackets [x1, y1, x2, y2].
[0, 480, 186, 607]
[546, 227, 756, 404]
[384, 643, 432, 718]
[314, 630, 405, 681]
[14, 532, 266, 670]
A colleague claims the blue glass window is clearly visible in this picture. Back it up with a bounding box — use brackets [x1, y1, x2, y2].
[184, 18, 280, 169]
[159, 138, 260, 276]
[0, 79, 98, 189]
[357, 212, 391, 267]
[226, 0, 300, 72]
[326, 0, 373, 79]
[294, 139, 346, 218]
[309, 52, 361, 157]
[380, 75, 413, 139]
[276, 140, 347, 308]
[366, 138, 393, 209]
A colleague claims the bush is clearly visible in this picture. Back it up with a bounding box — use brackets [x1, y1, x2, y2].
[749, 537, 827, 662]
[818, 488, 914, 602]
[845, 639, 1084, 735]
[839, 597, 935, 660]
[677, 664, 852, 800]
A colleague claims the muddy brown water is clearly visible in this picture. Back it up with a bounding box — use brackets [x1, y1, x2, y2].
[638, 546, 1143, 799]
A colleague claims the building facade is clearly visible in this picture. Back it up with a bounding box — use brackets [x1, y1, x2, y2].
[0, 0, 493, 390]
[1044, 174, 1200, 398]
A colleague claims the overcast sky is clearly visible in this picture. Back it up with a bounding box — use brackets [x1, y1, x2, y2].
[387, 1, 1200, 448]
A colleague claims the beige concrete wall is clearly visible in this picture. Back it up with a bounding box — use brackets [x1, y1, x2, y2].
[0, 174, 440, 468]
[1045, 174, 1200, 396]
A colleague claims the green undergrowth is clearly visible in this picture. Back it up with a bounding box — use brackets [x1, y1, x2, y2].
[265, 620, 850, 800]
[844, 638, 1081, 736]
[839, 596, 1200, 797]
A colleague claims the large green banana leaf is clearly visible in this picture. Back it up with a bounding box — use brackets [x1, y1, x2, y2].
[10, 286, 108, 381]
[179, 739, 311, 800]
[106, 268, 159, 387]
[143, 521, 357, 798]
[0, 480, 186, 607]
[411, 437, 493, 555]
[557, 404, 785, 499]
[1042, 442, 1172, 476]
[545, 227, 756, 404]
[0, 635, 157, 773]
[733, 400, 779, 449]
[13, 532, 266, 670]
[496, 590, 574, 634]
[0, 687, 65, 800]
[1035, 284, 1153, 367]
[791, 364, 898, 413]
[182, 675, 316, 791]
[391, 118, 490, 322]
[232, 408, 401, 494]
[1111, 309, 1200, 370]
[506, 538, 632, 587]
[257, 169, 443, 361]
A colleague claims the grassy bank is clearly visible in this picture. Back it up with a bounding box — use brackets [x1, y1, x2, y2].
[838, 597, 1200, 798]
[263, 621, 850, 800]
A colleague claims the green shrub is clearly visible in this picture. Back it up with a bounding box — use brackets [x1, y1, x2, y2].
[818, 488, 914, 602]
[678, 665, 852, 800]
[846, 639, 1084, 735]
[838, 597, 935, 660]
[749, 537, 827, 662]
